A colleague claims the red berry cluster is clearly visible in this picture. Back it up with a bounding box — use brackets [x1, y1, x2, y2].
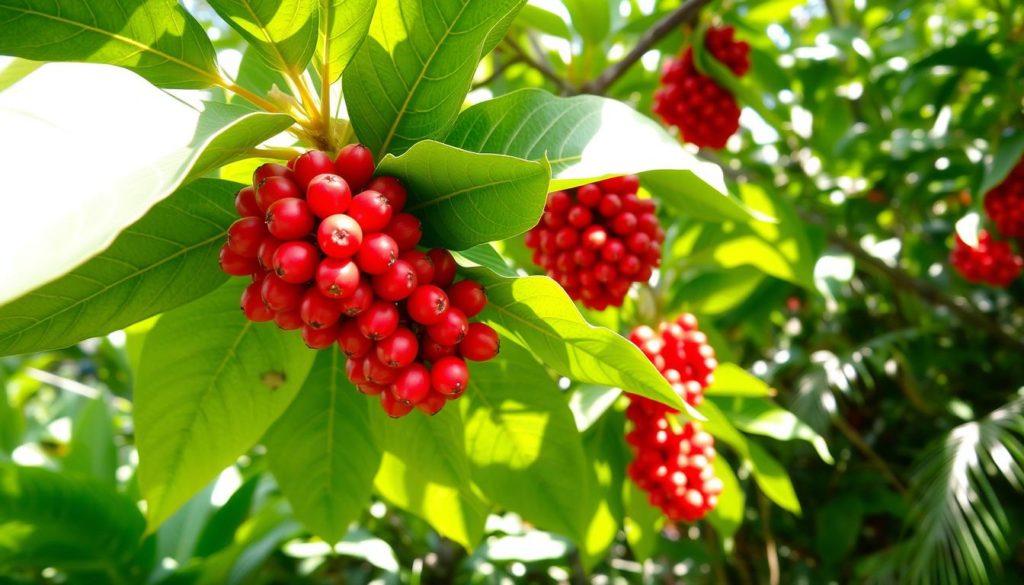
[950, 230, 1022, 287]
[624, 314, 722, 522]
[218, 145, 500, 418]
[523, 176, 664, 310]
[984, 157, 1024, 238]
[654, 25, 750, 149]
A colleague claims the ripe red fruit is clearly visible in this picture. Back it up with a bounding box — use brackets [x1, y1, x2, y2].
[373, 259, 418, 301]
[299, 289, 342, 329]
[392, 363, 431, 404]
[380, 390, 414, 418]
[428, 248, 457, 287]
[355, 233, 399, 274]
[376, 327, 419, 369]
[366, 176, 408, 212]
[317, 214, 363, 258]
[272, 241, 318, 283]
[420, 338, 457, 362]
[253, 162, 291, 184]
[273, 309, 304, 330]
[306, 173, 352, 218]
[460, 323, 499, 361]
[431, 356, 469, 396]
[339, 281, 374, 316]
[335, 144, 375, 191]
[256, 176, 301, 212]
[446, 280, 486, 317]
[357, 382, 387, 396]
[984, 157, 1024, 238]
[235, 186, 261, 217]
[364, 354, 399, 385]
[260, 274, 305, 311]
[266, 198, 315, 240]
[348, 190, 393, 233]
[406, 285, 449, 325]
[227, 217, 269, 257]
[383, 213, 423, 251]
[357, 300, 399, 340]
[293, 150, 336, 189]
[241, 282, 273, 321]
[950, 230, 1023, 287]
[316, 257, 361, 298]
[257, 237, 282, 270]
[426, 307, 468, 345]
[219, 245, 259, 276]
[346, 356, 368, 384]
[337, 319, 373, 358]
[399, 250, 434, 284]
[416, 391, 447, 415]
[301, 322, 339, 349]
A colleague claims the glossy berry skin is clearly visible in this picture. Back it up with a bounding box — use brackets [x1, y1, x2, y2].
[373, 259, 418, 301]
[260, 274, 305, 311]
[266, 198, 315, 241]
[273, 309, 304, 330]
[272, 241, 319, 283]
[253, 163, 291, 186]
[364, 354, 399, 385]
[426, 307, 468, 346]
[399, 250, 434, 284]
[391, 363, 431, 404]
[446, 280, 486, 317]
[348, 190, 393, 233]
[335, 144, 376, 191]
[366, 176, 407, 212]
[220, 245, 260, 276]
[428, 248, 457, 287]
[406, 285, 449, 325]
[301, 323, 339, 349]
[384, 213, 423, 251]
[431, 356, 469, 397]
[346, 356, 369, 385]
[950, 230, 1023, 287]
[299, 289, 342, 329]
[235, 186, 261, 218]
[355, 233, 399, 275]
[460, 323, 499, 361]
[257, 237, 282, 270]
[357, 382, 387, 396]
[256, 176, 301, 212]
[416, 391, 447, 415]
[339, 281, 374, 316]
[241, 282, 273, 321]
[380, 390, 414, 418]
[420, 338, 457, 362]
[227, 217, 269, 257]
[337, 319, 373, 358]
[316, 257, 361, 298]
[984, 156, 1024, 238]
[357, 300, 399, 340]
[317, 214, 363, 258]
[306, 173, 352, 218]
[293, 150, 336, 189]
[376, 327, 419, 369]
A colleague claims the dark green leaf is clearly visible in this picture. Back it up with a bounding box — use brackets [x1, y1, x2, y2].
[64, 397, 117, 487]
[210, 1, 319, 75]
[704, 456, 744, 542]
[193, 475, 261, 558]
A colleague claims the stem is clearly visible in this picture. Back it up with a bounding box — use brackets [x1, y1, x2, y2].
[831, 413, 908, 493]
[320, 8, 333, 139]
[581, 0, 713, 95]
[247, 147, 302, 160]
[221, 80, 285, 113]
[288, 69, 322, 125]
[757, 492, 780, 585]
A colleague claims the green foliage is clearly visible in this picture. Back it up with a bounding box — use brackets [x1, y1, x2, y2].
[316, 0, 377, 82]
[210, 0, 320, 74]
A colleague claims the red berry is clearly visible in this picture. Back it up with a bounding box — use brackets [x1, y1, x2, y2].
[273, 309, 304, 330]
[355, 233, 399, 274]
[227, 217, 268, 257]
[577, 184, 602, 206]
[316, 257, 361, 298]
[547, 191, 572, 213]
[364, 354, 399, 385]
[582, 225, 607, 249]
[611, 212, 637, 235]
[346, 356, 368, 384]
[293, 150, 336, 190]
[428, 248, 457, 287]
[599, 175, 640, 195]
[299, 288, 342, 329]
[554, 227, 579, 249]
[391, 363, 431, 404]
[256, 176, 301, 212]
[357, 382, 387, 396]
[266, 198, 315, 240]
[260, 273, 305, 311]
[301, 322, 339, 349]
[383, 213, 423, 251]
[376, 327, 419, 369]
[372, 259, 418, 301]
[460, 323, 499, 361]
[339, 281, 374, 316]
[426, 307, 468, 345]
[366, 176, 407, 212]
[420, 338, 457, 362]
[306, 173, 352, 218]
[431, 356, 469, 397]
[317, 214, 363, 258]
[399, 250, 434, 284]
[235, 186, 261, 217]
[380, 390, 413, 418]
[357, 300, 399, 340]
[416, 391, 447, 415]
[258, 237, 282, 270]
[446, 280, 487, 317]
[567, 205, 593, 228]
[597, 193, 623, 217]
[406, 285, 449, 325]
[241, 283, 273, 321]
[272, 241, 318, 283]
[337, 319, 373, 358]
[348, 190, 393, 233]
[253, 163, 291, 186]
[219, 244, 260, 276]
[335, 144, 375, 191]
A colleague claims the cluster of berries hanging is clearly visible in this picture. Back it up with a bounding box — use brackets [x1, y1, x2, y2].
[951, 156, 1024, 287]
[654, 25, 750, 149]
[218, 146, 500, 418]
[624, 315, 722, 522]
[523, 175, 664, 310]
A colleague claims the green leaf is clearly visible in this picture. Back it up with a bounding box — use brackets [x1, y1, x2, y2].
[343, 0, 527, 157]
[64, 397, 117, 487]
[815, 493, 863, 566]
[0, 57, 42, 92]
[562, 0, 610, 43]
[467, 267, 701, 418]
[453, 244, 517, 277]
[667, 267, 766, 316]
[317, 0, 377, 82]
[136, 280, 316, 530]
[568, 384, 622, 432]
[705, 363, 775, 398]
[376, 141, 550, 250]
[623, 479, 663, 562]
[210, 0, 319, 75]
[0, 179, 238, 356]
[370, 406, 487, 549]
[190, 500, 302, 585]
[265, 351, 382, 543]
[516, 5, 571, 39]
[579, 409, 628, 567]
[710, 396, 833, 464]
[0, 382, 23, 456]
[980, 132, 1024, 194]
[461, 341, 589, 541]
[0, 63, 292, 307]
[746, 441, 801, 515]
[0, 0, 219, 88]
[0, 463, 150, 582]
[193, 475, 261, 558]
[704, 456, 744, 542]
[444, 88, 762, 223]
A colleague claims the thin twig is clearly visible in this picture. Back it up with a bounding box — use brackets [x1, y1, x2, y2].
[831, 414, 909, 493]
[472, 55, 522, 90]
[757, 492, 780, 585]
[503, 37, 573, 93]
[581, 0, 714, 95]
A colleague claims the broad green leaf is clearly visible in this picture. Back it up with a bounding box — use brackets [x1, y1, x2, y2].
[210, 0, 319, 75]
[980, 132, 1024, 194]
[696, 399, 749, 457]
[579, 409, 628, 568]
[516, 5, 571, 39]
[747, 441, 801, 515]
[193, 475, 261, 558]
[710, 396, 833, 464]
[453, 244, 518, 277]
[562, 0, 610, 43]
[343, 0, 527, 157]
[0, 63, 292, 307]
[235, 45, 290, 99]
[136, 281, 316, 530]
[370, 406, 487, 549]
[444, 88, 761, 222]
[0, 383, 22, 456]
[376, 141, 550, 250]
[64, 397, 117, 487]
[317, 0, 377, 82]
[157, 482, 217, 567]
[0, 179, 238, 356]
[467, 267, 701, 418]
[568, 384, 622, 432]
[461, 341, 589, 541]
[266, 351, 382, 543]
[623, 479, 663, 562]
[0, 463, 150, 582]
[705, 363, 774, 398]
[0, 0, 218, 88]
[704, 456, 744, 542]
[667, 267, 766, 316]
[0, 57, 42, 92]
